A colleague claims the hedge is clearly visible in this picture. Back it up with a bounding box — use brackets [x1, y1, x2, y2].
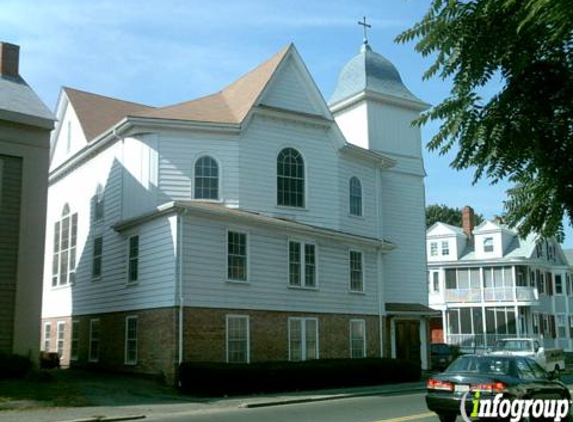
[0, 353, 33, 379]
[179, 358, 421, 396]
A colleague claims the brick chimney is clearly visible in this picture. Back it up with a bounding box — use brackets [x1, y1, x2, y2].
[462, 205, 475, 241]
[0, 42, 20, 77]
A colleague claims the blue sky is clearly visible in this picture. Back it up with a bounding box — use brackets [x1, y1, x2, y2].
[3, 0, 571, 247]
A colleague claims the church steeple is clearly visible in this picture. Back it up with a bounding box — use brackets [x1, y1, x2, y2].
[329, 40, 426, 108]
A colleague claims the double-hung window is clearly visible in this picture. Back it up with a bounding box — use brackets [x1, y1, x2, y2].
[226, 315, 249, 363]
[441, 241, 449, 256]
[125, 316, 138, 365]
[555, 275, 563, 295]
[288, 317, 318, 361]
[430, 242, 438, 257]
[227, 231, 247, 281]
[128, 235, 139, 283]
[349, 250, 364, 292]
[92, 236, 103, 279]
[71, 321, 79, 361]
[89, 319, 100, 362]
[484, 237, 494, 253]
[43, 322, 51, 352]
[350, 319, 366, 358]
[288, 241, 316, 288]
[57, 321, 65, 357]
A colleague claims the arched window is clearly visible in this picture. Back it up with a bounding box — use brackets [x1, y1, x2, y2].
[52, 204, 78, 287]
[349, 176, 362, 216]
[194, 156, 219, 200]
[94, 184, 104, 221]
[277, 148, 304, 207]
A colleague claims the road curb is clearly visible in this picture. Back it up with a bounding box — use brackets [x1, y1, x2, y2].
[239, 386, 427, 408]
[56, 415, 146, 422]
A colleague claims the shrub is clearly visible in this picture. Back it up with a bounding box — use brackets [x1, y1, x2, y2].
[179, 358, 421, 396]
[0, 353, 33, 379]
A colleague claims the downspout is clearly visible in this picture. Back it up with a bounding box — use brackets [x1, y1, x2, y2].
[177, 208, 188, 365]
[375, 166, 385, 357]
[377, 248, 384, 357]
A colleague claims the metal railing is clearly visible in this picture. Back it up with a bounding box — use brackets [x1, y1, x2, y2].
[443, 287, 538, 303]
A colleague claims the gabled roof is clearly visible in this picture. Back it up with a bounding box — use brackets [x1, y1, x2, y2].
[133, 44, 290, 124]
[63, 87, 153, 141]
[426, 221, 465, 237]
[61, 45, 292, 141]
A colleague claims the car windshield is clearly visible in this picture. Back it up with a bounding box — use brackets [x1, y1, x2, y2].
[431, 344, 450, 354]
[493, 340, 532, 352]
[447, 356, 511, 376]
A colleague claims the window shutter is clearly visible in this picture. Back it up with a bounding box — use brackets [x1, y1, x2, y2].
[547, 273, 553, 295]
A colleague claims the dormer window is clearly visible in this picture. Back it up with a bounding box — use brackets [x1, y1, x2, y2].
[430, 242, 438, 257]
[441, 241, 449, 256]
[483, 237, 494, 253]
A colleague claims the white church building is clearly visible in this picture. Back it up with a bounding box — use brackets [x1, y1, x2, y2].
[41, 40, 433, 381]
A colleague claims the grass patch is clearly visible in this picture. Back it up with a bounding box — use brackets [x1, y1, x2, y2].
[0, 370, 91, 407]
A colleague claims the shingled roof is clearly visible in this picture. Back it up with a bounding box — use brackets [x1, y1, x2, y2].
[64, 44, 291, 141]
[63, 87, 153, 141]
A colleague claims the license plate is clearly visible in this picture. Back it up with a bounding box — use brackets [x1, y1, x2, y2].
[455, 384, 470, 392]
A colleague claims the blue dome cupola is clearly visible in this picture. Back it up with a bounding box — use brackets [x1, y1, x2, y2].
[329, 42, 425, 108]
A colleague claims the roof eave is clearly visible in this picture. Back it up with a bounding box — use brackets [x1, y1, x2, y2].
[330, 90, 430, 114]
[0, 108, 55, 130]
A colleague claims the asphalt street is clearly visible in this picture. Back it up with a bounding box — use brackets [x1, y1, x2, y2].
[145, 392, 441, 422]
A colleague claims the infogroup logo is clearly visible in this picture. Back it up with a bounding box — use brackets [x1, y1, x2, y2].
[460, 391, 570, 422]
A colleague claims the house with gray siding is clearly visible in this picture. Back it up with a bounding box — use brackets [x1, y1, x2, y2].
[41, 41, 434, 381]
[428, 206, 573, 354]
[0, 42, 54, 362]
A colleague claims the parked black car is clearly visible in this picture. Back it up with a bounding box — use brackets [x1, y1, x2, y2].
[430, 343, 458, 371]
[426, 355, 570, 422]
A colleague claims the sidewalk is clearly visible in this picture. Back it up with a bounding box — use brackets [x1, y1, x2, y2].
[0, 381, 427, 422]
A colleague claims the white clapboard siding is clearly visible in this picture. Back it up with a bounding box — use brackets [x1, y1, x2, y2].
[367, 102, 422, 159]
[158, 132, 240, 206]
[381, 170, 427, 305]
[238, 115, 341, 229]
[260, 61, 321, 115]
[338, 157, 378, 237]
[49, 98, 88, 172]
[70, 216, 177, 315]
[122, 135, 160, 219]
[182, 215, 380, 315]
[43, 136, 177, 318]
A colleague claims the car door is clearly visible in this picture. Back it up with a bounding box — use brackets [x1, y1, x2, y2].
[524, 358, 566, 399]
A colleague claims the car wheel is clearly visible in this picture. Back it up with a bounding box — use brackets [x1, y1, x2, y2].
[438, 413, 457, 422]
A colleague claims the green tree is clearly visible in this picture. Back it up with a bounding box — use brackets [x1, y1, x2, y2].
[396, 0, 573, 240]
[426, 204, 484, 228]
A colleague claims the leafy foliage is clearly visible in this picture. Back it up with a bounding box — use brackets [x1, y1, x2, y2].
[426, 204, 483, 228]
[396, 0, 573, 240]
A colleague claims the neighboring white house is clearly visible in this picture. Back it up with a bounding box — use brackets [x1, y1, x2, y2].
[41, 41, 434, 381]
[428, 206, 573, 352]
[0, 42, 54, 362]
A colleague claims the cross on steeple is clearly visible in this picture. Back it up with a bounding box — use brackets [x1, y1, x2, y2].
[358, 16, 372, 44]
